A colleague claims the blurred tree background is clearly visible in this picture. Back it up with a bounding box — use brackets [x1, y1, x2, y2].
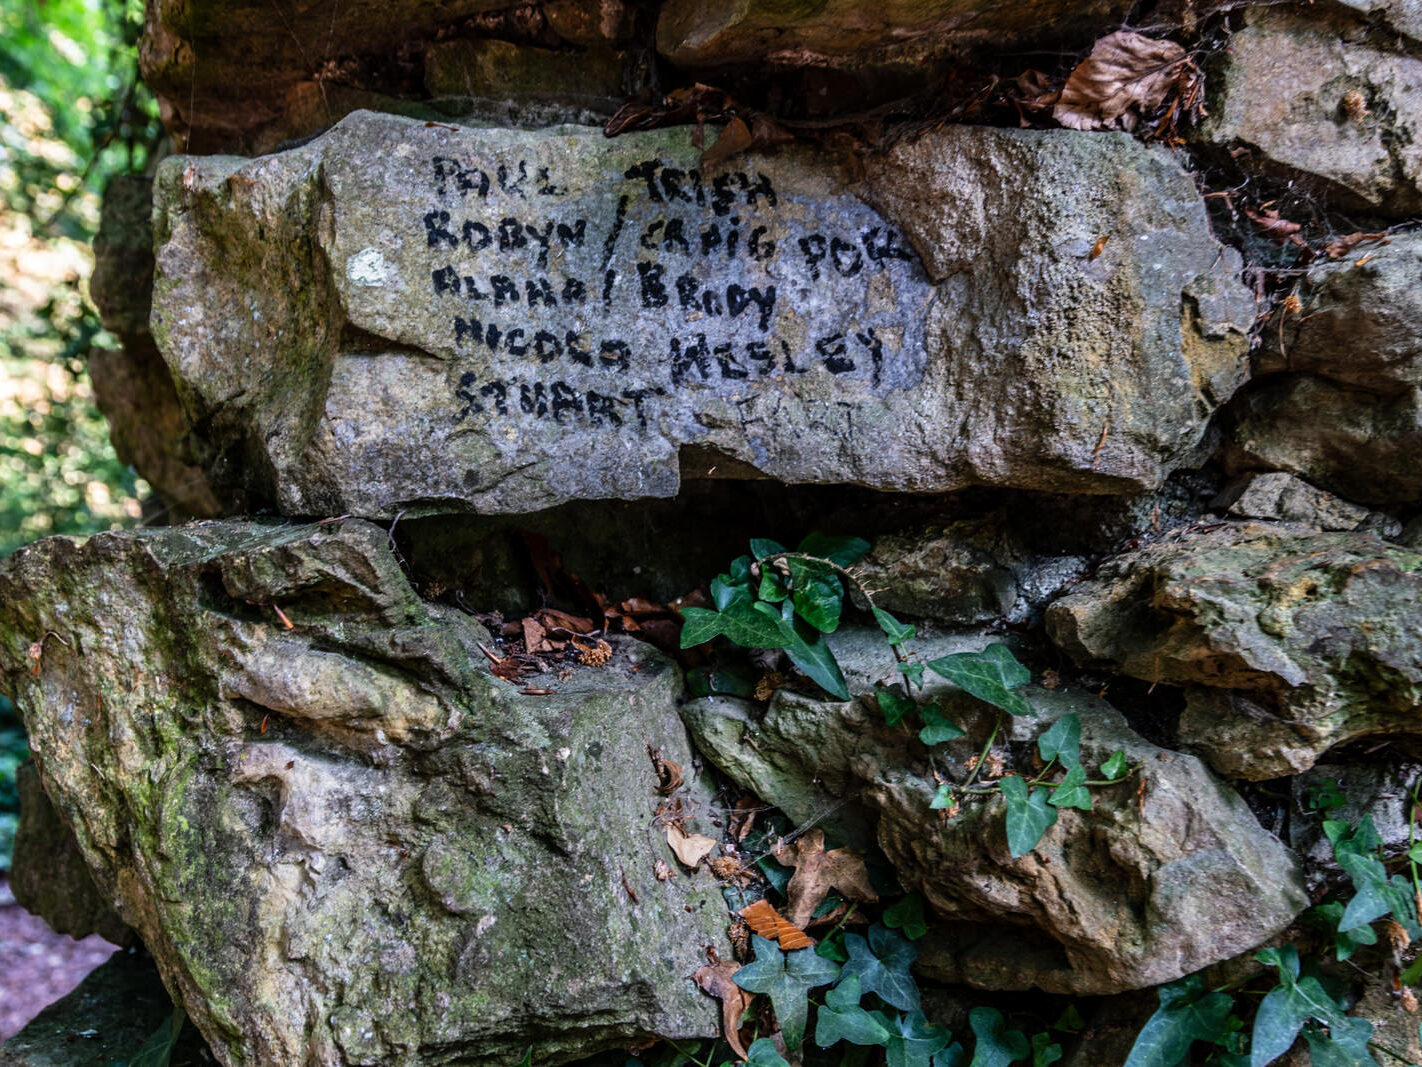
[1, 0, 163, 864]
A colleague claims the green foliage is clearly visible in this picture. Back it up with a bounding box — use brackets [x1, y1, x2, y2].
[841, 925, 921, 1012]
[1036, 714, 1081, 769]
[967, 1008, 1029, 1067]
[882, 893, 929, 941]
[1124, 975, 1237, 1067]
[681, 534, 874, 699]
[924, 645, 1032, 718]
[999, 776, 1058, 859]
[732, 936, 841, 1049]
[815, 974, 893, 1047]
[1249, 946, 1370, 1067]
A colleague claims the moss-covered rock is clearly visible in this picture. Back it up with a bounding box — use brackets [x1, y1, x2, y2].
[1047, 521, 1422, 779]
[0, 520, 728, 1064]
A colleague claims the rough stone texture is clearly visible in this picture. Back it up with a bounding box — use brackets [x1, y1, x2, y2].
[1047, 522, 1422, 780]
[0, 521, 727, 1065]
[853, 516, 1091, 627]
[423, 38, 626, 108]
[0, 950, 210, 1067]
[1211, 472, 1373, 531]
[87, 175, 226, 521]
[10, 764, 130, 946]
[1199, 5, 1422, 216]
[150, 111, 1252, 518]
[682, 628, 1307, 995]
[1224, 232, 1422, 508]
[655, 0, 1130, 70]
[544, 0, 636, 47]
[138, 0, 512, 153]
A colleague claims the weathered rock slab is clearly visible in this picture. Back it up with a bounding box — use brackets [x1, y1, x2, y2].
[1223, 232, 1422, 507]
[1047, 522, 1422, 779]
[655, 0, 1131, 69]
[681, 628, 1306, 995]
[0, 521, 727, 1065]
[152, 111, 1253, 517]
[1199, 6, 1422, 216]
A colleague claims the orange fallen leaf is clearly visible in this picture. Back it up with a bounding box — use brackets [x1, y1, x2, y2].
[739, 897, 814, 950]
[772, 829, 878, 929]
[667, 825, 718, 869]
[694, 960, 751, 1059]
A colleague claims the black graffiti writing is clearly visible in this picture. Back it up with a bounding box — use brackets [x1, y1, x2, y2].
[454, 371, 665, 428]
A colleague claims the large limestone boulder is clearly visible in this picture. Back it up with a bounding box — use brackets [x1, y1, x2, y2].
[0, 521, 727, 1065]
[1047, 522, 1422, 779]
[682, 629, 1307, 995]
[1223, 232, 1422, 507]
[151, 111, 1253, 518]
[1198, 5, 1422, 216]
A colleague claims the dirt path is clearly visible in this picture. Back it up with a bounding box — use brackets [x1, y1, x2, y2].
[0, 878, 117, 1040]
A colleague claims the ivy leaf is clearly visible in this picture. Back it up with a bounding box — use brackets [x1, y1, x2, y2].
[731, 936, 840, 1050]
[1251, 945, 1366, 1067]
[815, 974, 893, 1048]
[1036, 714, 1081, 769]
[1000, 776, 1058, 858]
[758, 565, 790, 603]
[1335, 850, 1417, 935]
[842, 924, 921, 1012]
[885, 1010, 953, 1067]
[712, 557, 755, 608]
[712, 600, 798, 649]
[919, 704, 966, 746]
[782, 621, 850, 700]
[749, 538, 788, 560]
[968, 1007, 1030, 1067]
[930, 784, 956, 811]
[926, 644, 1032, 717]
[883, 893, 929, 940]
[787, 557, 844, 633]
[679, 607, 724, 648]
[878, 686, 916, 727]
[1123, 975, 1234, 1067]
[1302, 1018, 1374, 1067]
[874, 606, 916, 646]
[1100, 749, 1128, 781]
[797, 532, 871, 567]
[744, 1037, 791, 1067]
[1308, 901, 1377, 961]
[1031, 1032, 1062, 1067]
[934, 1046, 969, 1067]
[1047, 765, 1092, 811]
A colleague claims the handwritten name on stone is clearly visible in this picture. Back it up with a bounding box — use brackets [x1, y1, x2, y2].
[362, 143, 934, 435]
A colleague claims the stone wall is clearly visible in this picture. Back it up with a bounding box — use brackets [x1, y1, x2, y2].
[8, 1, 1422, 1064]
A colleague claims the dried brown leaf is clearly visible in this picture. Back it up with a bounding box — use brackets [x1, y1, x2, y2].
[694, 961, 751, 1060]
[1244, 206, 1308, 251]
[739, 897, 815, 951]
[1324, 231, 1388, 259]
[647, 745, 685, 795]
[702, 116, 754, 168]
[772, 829, 879, 929]
[1054, 31, 1188, 132]
[667, 825, 718, 869]
[653, 859, 675, 881]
